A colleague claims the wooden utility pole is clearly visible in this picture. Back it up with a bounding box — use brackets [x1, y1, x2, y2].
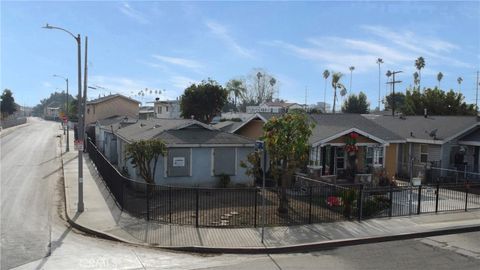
[386, 70, 403, 117]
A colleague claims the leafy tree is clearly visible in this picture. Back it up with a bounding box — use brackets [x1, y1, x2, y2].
[125, 139, 167, 184]
[225, 79, 246, 110]
[437, 72, 443, 88]
[457, 77, 463, 93]
[384, 92, 406, 112]
[415, 56, 426, 90]
[389, 88, 475, 116]
[180, 79, 228, 123]
[342, 91, 370, 114]
[331, 72, 346, 114]
[1, 89, 17, 118]
[264, 111, 314, 214]
[239, 68, 277, 108]
[322, 70, 330, 112]
[413, 72, 420, 90]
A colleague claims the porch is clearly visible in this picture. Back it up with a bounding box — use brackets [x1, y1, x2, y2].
[308, 130, 390, 186]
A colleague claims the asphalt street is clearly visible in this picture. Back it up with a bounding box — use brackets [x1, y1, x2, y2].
[1, 118, 58, 269]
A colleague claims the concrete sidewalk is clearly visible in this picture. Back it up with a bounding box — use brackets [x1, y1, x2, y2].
[61, 131, 480, 254]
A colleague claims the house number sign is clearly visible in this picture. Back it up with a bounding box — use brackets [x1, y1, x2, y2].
[173, 157, 185, 167]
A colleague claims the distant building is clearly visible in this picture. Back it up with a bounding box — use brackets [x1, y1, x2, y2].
[139, 106, 155, 120]
[85, 94, 140, 126]
[152, 99, 181, 119]
[246, 101, 303, 114]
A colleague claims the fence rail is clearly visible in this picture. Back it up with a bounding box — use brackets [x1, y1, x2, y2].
[87, 139, 480, 228]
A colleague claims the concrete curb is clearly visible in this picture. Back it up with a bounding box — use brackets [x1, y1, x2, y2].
[59, 136, 480, 254]
[164, 224, 480, 254]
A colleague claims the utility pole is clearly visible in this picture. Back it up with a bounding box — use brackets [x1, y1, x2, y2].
[305, 86, 308, 111]
[386, 70, 402, 117]
[476, 71, 479, 114]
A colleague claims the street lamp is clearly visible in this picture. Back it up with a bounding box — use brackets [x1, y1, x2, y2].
[54, 74, 70, 152]
[44, 23, 84, 212]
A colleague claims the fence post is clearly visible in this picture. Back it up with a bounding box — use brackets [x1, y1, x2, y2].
[146, 184, 150, 221]
[417, 185, 422, 215]
[435, 182, 440, 213]
[388, 185, 393, 218]
[254, 188, 258, 227]
[308, 186, 313, 224]
[120, 178, 124, 211]
[195, 188, 199, 227]
[169, 186, 172, 223]
[357, 185, 364, 222]
[465, 182, 469, 212]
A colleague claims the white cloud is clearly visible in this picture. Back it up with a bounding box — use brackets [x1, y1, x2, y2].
[205, 20, 253, 58]
[152, 54, 203, 70]
[118, 2, 148, 24]
[89, 75, 148, 98]
[169, 75, 197, 90]
[361, 25, 471, 68]
[266, 25, 472, 76]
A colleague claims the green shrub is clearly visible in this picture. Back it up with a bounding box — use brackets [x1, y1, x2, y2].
[217, 173, 231, 188]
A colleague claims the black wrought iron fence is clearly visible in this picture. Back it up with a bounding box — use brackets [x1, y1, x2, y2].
[87, 139, 480, 228]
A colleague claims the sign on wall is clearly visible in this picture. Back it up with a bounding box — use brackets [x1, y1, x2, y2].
[173, 157, 185, 167]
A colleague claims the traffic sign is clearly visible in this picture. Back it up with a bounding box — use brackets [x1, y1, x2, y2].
[74, 140, 84, 151]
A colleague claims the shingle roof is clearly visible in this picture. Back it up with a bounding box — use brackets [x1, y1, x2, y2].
[157, 129, 254, 145]
[364, 115, 479, 142]
[459, 127, 480, 141]
[309, 114, 404, 144]
[87, 94, 140, 105]
[213, 121, 243, 132]
[115, 118, 254, 146]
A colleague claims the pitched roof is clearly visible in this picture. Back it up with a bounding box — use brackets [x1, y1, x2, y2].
[364, 115, 479, 142]
[114, 118, 254, 146]
[309, 114, 404, 144]
[230, 112, 282, 133]
[87, 94, 140, 105]
[157, 129, 254, 145]
[459, 127, 480, 142]
[213, 121, 243, 132]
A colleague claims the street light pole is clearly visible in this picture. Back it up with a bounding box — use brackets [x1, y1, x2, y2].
[54, 74, 70, 152]
[44, 23, 84, 212]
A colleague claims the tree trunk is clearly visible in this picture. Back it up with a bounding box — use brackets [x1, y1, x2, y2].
[333, 87, 337, 114]
[277, 163, 290, 214]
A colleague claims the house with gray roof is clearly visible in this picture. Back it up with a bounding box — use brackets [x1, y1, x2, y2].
[365, 114, 480, 180]
[105, 118, 255, 187]
[94, 115, 138, 163]
[307, 114, 405, 182]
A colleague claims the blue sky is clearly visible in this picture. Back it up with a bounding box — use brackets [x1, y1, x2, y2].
[2, 1, 479, 108]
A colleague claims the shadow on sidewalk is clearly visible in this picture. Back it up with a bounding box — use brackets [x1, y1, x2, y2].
[33, 212, 79, 270]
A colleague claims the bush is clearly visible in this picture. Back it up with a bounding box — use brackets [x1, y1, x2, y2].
[217, 173, 231, 188]
[362, 196, 390, 217]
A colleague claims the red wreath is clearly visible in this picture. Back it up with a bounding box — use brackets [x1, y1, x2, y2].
[345, 132, 359, 153]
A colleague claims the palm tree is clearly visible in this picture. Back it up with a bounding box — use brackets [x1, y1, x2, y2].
[331, 72, 345, 114]
[226, 79, 247, 110]
[457, 76, 463, 93]
[349, 66, 355, 93]
[413, 72, 420, 89]
[415, 56, 425, 91]
[437, 72, 443, 89]
[322, 70, 330, 112]
[376, 58, 384, 110]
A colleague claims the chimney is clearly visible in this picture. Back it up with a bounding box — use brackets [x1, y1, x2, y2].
[424, 108, 428, 118]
